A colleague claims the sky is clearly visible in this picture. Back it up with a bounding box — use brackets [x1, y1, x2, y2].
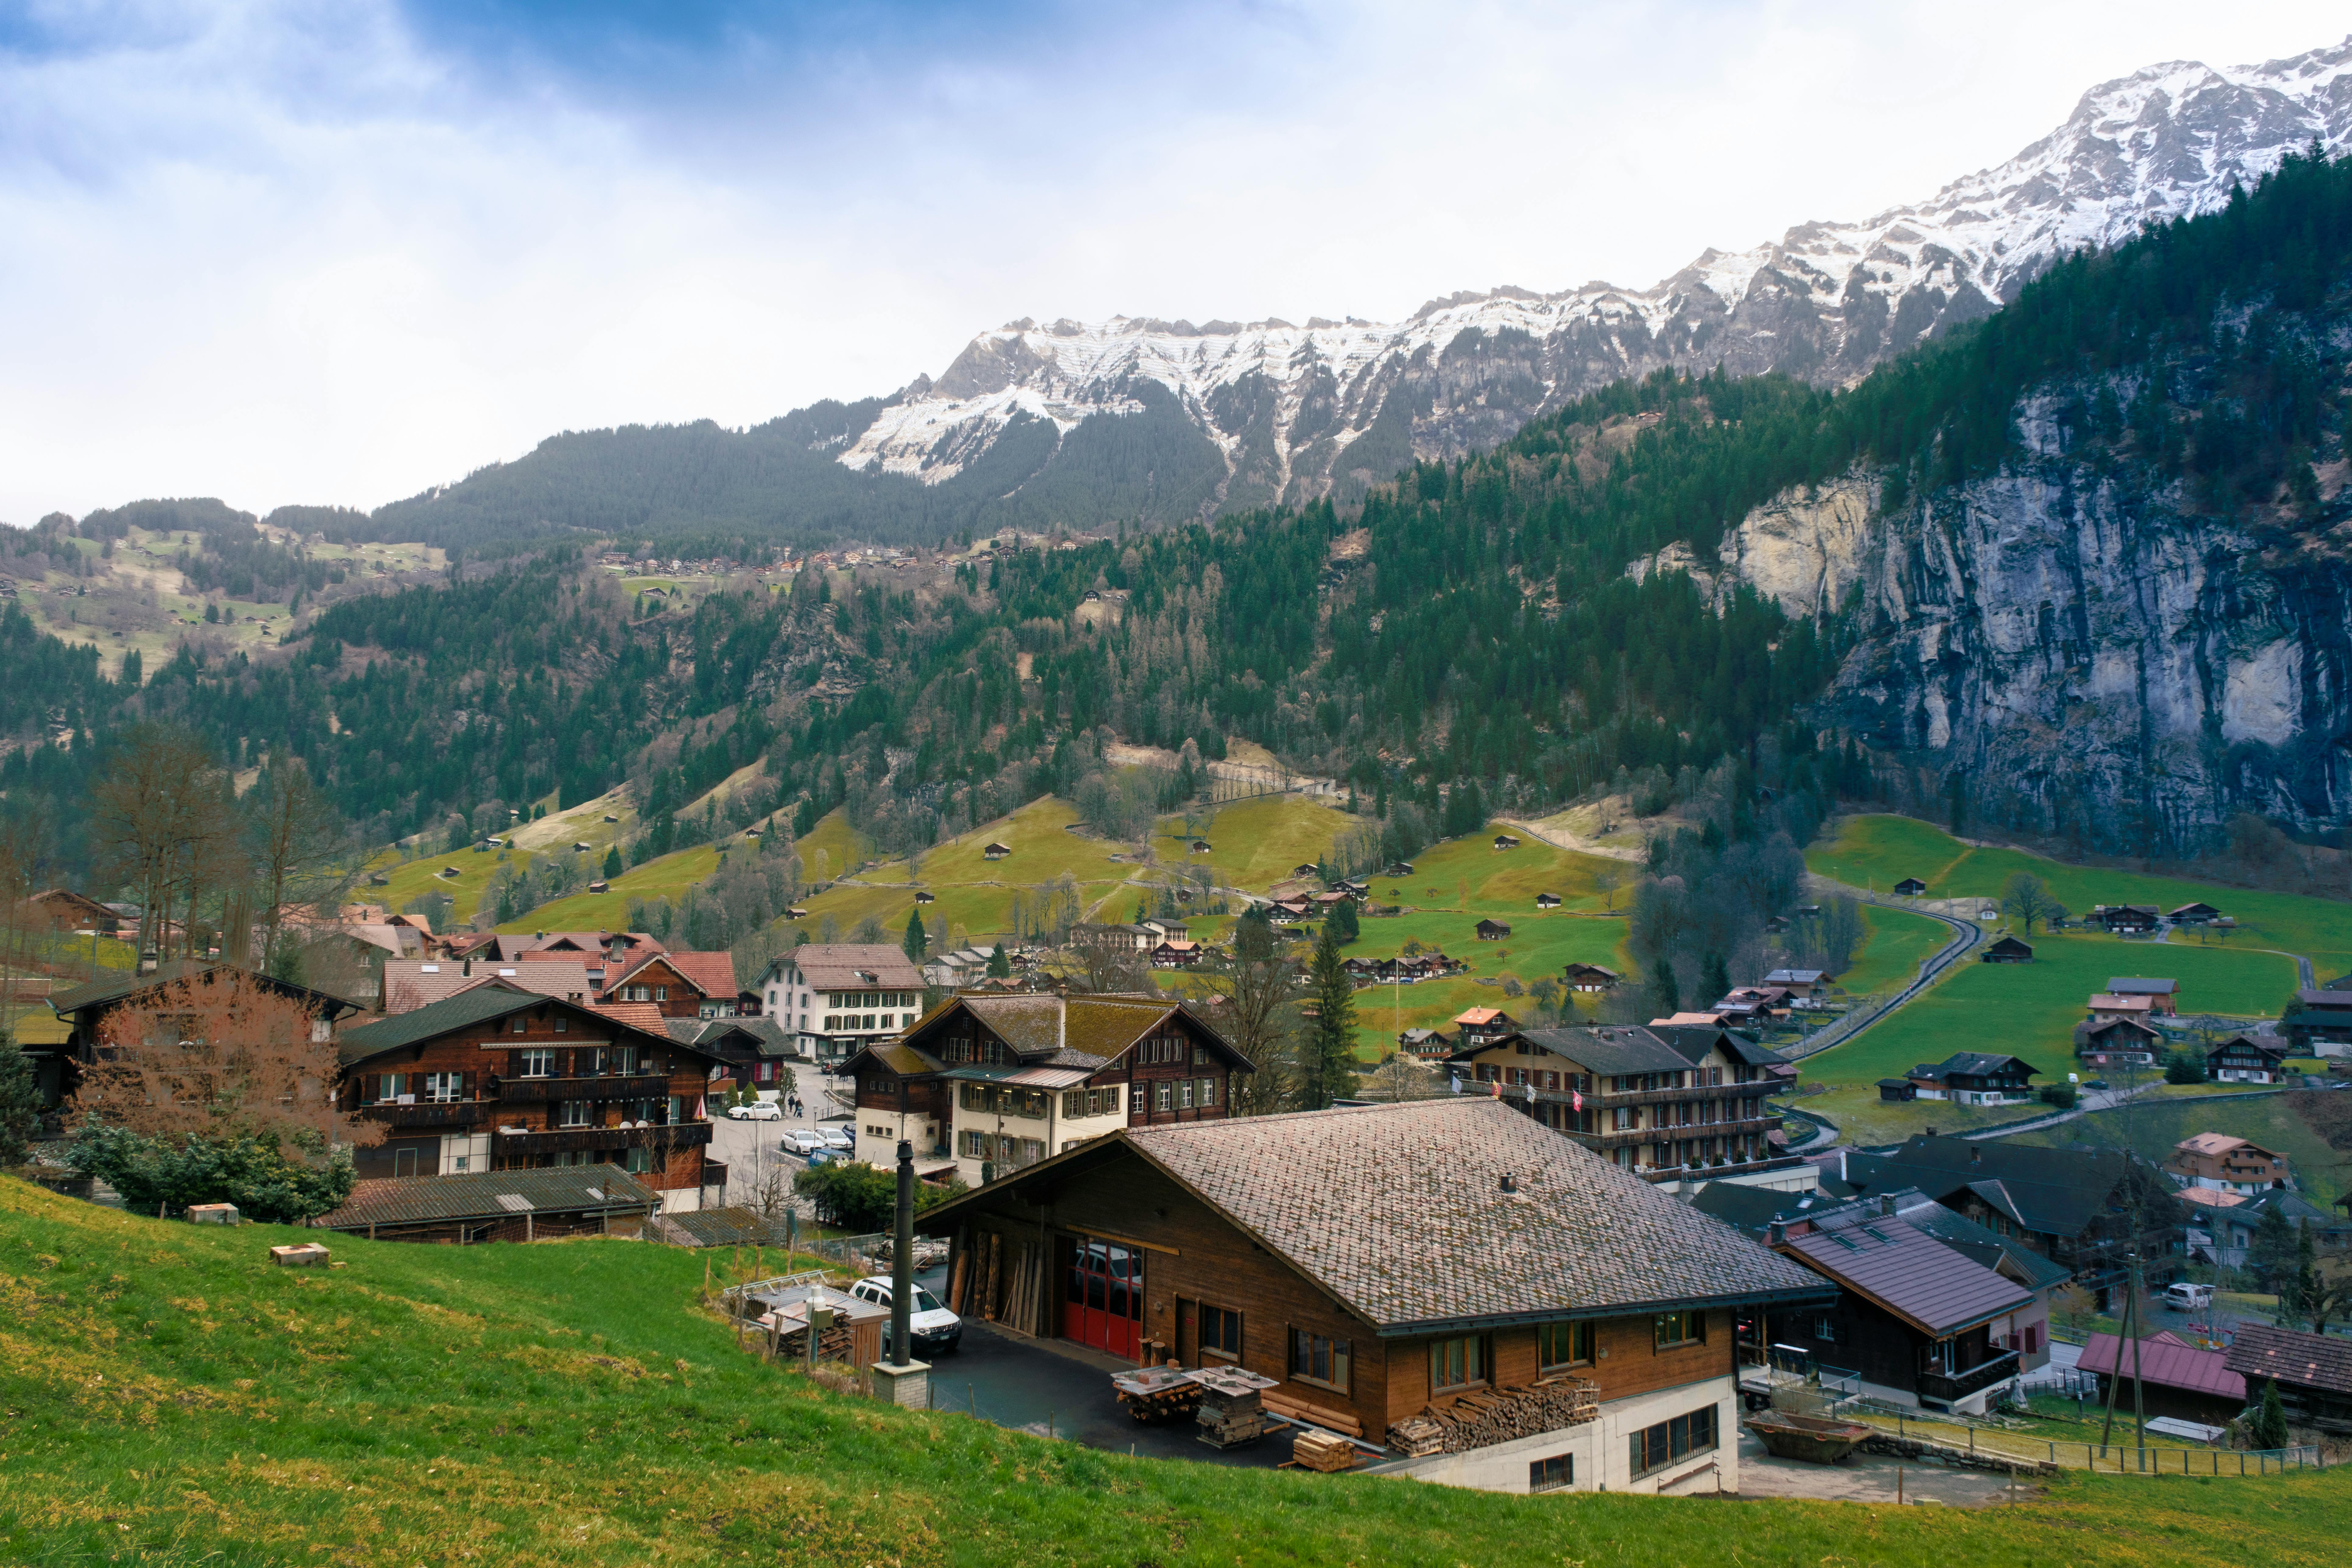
[0, 0, 2346, 523]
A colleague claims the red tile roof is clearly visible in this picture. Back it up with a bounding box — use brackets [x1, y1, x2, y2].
[591, 1002, 668, 1033]
[663, 951, 742, 998]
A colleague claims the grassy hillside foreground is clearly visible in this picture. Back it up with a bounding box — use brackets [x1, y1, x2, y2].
[2, 1181, 2347, 1567]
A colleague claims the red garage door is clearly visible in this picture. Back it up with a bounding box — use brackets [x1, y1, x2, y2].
[1060, 1236, 1143, 1360]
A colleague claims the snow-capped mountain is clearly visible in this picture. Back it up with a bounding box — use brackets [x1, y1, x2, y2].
[838, 37, 2352, 516]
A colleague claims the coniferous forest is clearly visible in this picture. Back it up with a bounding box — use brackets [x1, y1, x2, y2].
[1, 149, 2349, 887]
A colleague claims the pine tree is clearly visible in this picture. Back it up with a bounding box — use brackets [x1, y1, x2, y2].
[901, 908, 928, 962]
[0, 1027, 39, 1167]
[987, 942, 1011, 978]
[1653, 961, 1681, 1016]
[1701, 952, 1731, 1006]
[1328, 899, 1360, 945]
[2249, 1378, 2290, 1450]
[602, 845, 623, 879]
[1304, 923, 1358, 1111]
[2285, 1221, 2320, 1328]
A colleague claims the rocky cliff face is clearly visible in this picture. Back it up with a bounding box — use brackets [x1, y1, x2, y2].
[837, 38, 2352, 519]
[1733, 407, 2352, 853]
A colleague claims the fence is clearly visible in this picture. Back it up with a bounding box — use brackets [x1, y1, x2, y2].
[1845, 1398, 2323, 1474]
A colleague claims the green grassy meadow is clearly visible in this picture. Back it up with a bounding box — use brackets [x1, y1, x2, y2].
[1149, 795, 1358, 892]
[1811, 814, 2352, 976]
[5, 1178, 2345, 1567]
[1834, 906, 1954, 995]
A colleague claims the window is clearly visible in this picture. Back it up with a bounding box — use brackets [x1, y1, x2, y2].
[1430, 1334, 1488, 1392]
[624, 1146, 655, 1174]
[374, 1073, 407, 1103]
[1063, 1090, 1084, 1118]
[1654, 1310, 1704, 1350]
[518, 1048, 555, 1078]
[1528, 1454, 1573, 1493]
[1812, 1314, 1839, 1345]
[1130, 1084, 1145, 1116]
[962, 1130, 988, 1159]
[558, 1100, 593, 1128]
[1538, 1321, 1594, 1370]
[1155, 1081, 1173, 1111]
[1289, 1328, 1350, 1392]
[1198, 1076, 1217, 1108]
[1628, 1405, 1717, 1478]
[553, 1014, 567, 1032]
[423, 1072, 464, 1104]
[511, 1017, 528, 1034]
[1201, 1304, 1242, 1360]
[1178, 1080, 1195, 1110]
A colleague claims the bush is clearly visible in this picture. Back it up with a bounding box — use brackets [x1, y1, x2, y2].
[792, 1160, 965, 1232]
[2038, 1083, 2078, 1109]
[64, 1125, 356, 1223]
[2164, 1051, 2207, 1084]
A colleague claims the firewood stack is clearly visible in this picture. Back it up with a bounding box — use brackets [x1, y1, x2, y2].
[1290, 1429, 1357, 1472]
[1111, 1366, 1204, 1424]
[1390, 1376, 1600, 1456]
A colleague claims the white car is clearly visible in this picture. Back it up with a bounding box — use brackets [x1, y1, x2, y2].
[726, 1100, 782, 1122]
[779, 1129, 828, 1156]
[2163, 1283, 2214, 1312]
[816, 1124, 856, 1151]
[851, 1275, 961, 1355]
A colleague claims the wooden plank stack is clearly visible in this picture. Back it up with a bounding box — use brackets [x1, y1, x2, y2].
[1193, 1367, 1277, 1448]
[1290, 1429, 1358, 1472]
[1390, 1377, 1600, 1456]
[1260, 1391, 1363, 1438]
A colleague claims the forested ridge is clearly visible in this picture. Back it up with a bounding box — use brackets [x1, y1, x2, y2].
[2, 149, 2346, 889]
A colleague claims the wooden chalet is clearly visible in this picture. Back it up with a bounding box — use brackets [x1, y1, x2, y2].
[1535, 893, 1561, 909]
[2226, 1325, 2352, 1435]
[915, 1099, 1831, 1493]
[2167, 901, 2224, 926]
[1475, 919, 1511, 940]
[1398, 1027, 1450, 1059]
[1451, 1007, 1517, 1048]
[2086, 992, 2157, 1024]
[1875, 1077, 1917, 1102]
[36, 961, 368, 1113]
[2097, 905, 2161, 934]
[334, 981, 725, 1207]
[982, 842, 1013, 861]
[1903, 1052, 2038, 1105]
[1562, 963, 1619, 992]
[26, 888, 120, 931]
[1772, 1200, 2036, 1416]
[1760, 968, 1829, 997]
[1980, 936, 2035, 964]
[2072, 1017, 2161, 1067]
[1446, 1024, 1789, 1182]
[833, 993, 1255, 1184]
[2285, 987, 2352, 1052]
[2077, 1332, 2246, 1427]
[1492, 834, 1521, 851]
[2206, 1034, 2290, 1084]
[2166, 1132, 2289, 1194]
[1383, 861, 1414, 877]
[1892, 877, 1927, 897]
[2106, 977, 2178, 1015]
[669, 1016, 798, 1089]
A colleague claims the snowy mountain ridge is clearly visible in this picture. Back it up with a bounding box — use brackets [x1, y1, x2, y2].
[838, 36, 2352, 515]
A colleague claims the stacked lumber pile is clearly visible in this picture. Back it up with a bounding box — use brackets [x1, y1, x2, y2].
[1193, 1367, 1277, 1448]
[1260, 1391, 1363, 1437]
[951, 1230, 1045, 1334]
[1391, 1377, 1600, 1456]
[1290, 1429, 1357, 1472]
[1111, 1367, 1203, 1424]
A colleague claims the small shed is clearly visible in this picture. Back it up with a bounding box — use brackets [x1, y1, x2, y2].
[1981, 935, 2035, 964]
[2169, 902, 2223, 926]
[914, 891, 936, 904]
[982, 842, 1013, 861]
[587, 880, 610, 894]
[1876, 1077, 1918, 1102]
[1492, 834, 1521, 851]
[1893, 877, 1927, 897]
[1475, 919, 1511, 941]
[2081, 1332, 2247, 1426]
[1535, 893, 1561, 909]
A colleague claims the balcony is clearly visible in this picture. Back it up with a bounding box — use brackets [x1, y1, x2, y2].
[361, 1100, 493, 1129]
[1571, 1115, 1781, 1150]
[1919, 1349, 2021, 1406]
[497, 1122, 713, 1155]
[497, 1074, 671, 1104]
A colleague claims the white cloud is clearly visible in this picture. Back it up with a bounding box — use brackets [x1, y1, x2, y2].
[0, 0, 2344, 521]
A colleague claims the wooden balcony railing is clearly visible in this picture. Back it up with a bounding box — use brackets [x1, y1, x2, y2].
[496, 1074, 671, 1104]
[496, 1122, 713, 1155]
[360, 1101, 493, 1129]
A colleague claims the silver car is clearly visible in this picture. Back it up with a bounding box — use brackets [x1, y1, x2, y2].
[779, 1129, 828, 1156]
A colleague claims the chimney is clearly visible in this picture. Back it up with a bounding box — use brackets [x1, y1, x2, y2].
[1879, 1194, 1895, 1217]
[137, 949, 159, 975]
[1767, 1219, 1786, 1246]
[1500, 1173, 1518, 1194]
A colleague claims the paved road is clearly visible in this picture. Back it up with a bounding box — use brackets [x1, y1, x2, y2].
[706, 1085, 853, 1211]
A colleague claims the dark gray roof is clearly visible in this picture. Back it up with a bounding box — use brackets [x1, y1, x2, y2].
[314, 1166, 661, 1230]
[2107, 978, 2178, 995]
[1891, 1192, 2074, 1293]
[51, 960, 366, 1019]
[667, 1017, 796, 1057]
[923, 1099, 1830, 1334]
[1485, 1025, 1692, 1076]
[1691, 1183, 2071, 1296]
[335, 981, 708, 1068]
[1782, 1207, 2033, 1337]
[648, 1206, 800, 1247]
[1911, 1052, 2040, 1080]
[1847, 1134, 2140, 1239]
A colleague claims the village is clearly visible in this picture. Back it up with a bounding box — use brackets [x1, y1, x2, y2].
[6, 815, 2350, 1506]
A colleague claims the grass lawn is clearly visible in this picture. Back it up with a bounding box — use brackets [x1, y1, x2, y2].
[1367, 823, 1630, 915]
[1330, 908, 1632, 1058]
[1835, 905, 1954, 995]
[366, 842, 539, 927]
[1811, 814, 2352, 977]
[1800, 930, 2294, 1093]
[5, 1179, 2349, 1566]
[2008, 1089, 2352, 1210]
[504, 843, 725, 933]
[1148, 796, 1357, 893]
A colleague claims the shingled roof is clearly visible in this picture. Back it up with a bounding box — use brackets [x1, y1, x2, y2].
[50, 960, 366, 1020]
[1780, 1207, 2033, 1338]
[335, 981, 696, 1068]
[2225, 1324, 2352, 1397]
[919, 1099, 1829, 1334]
[314, 1166, 662, 1231]
[2081, 1332, 2245, 1402]
[1842, 1133, 2145, 1240]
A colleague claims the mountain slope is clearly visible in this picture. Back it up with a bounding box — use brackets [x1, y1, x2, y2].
[323, 36, 2352, 548]
[839, 36, 2352, 513]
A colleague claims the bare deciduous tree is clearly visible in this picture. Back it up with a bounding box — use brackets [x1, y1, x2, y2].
[1195, 923, 1300, 1116]
[72, 969, 382, 1148]
[90, 723, 239, 961]
[244, 758, 357, 975]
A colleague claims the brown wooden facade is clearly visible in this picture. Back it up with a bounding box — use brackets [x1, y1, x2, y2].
[337, 985, 723, 1199]
[922, 1139, 1741, 1444]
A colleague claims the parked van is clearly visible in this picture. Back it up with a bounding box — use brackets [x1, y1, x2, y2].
[2163, 1283, 2214, 1312]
